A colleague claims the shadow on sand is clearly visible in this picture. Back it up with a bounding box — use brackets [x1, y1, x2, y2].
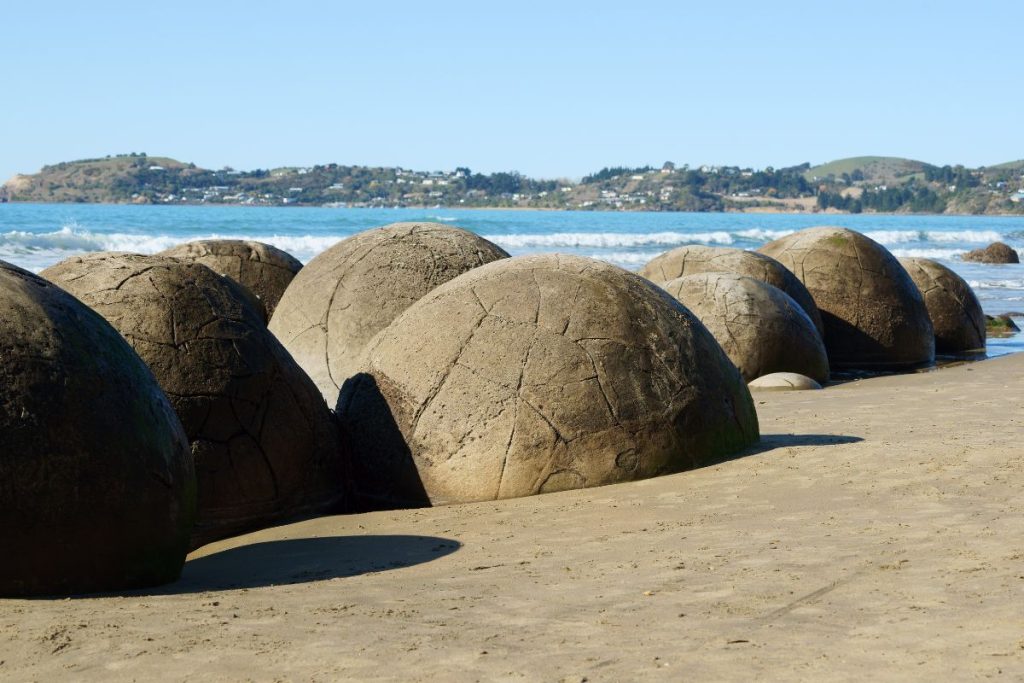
[739, 433, 864, 458]
[152, 534, 460, 594]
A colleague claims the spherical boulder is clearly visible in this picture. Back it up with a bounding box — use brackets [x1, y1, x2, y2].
[660, 273, 829, 383]
[899, 257, 985, 353]
[269, 222, 510, 405]
[42, 253, 346, 547]
[640, 244, 824, 336]
[337, 254, 759, 508]
[748, 372, 823, 391]
[758, 227, 934, 369]
[962, 241, 1019, 264]
[159, 239, 303, 321]
[0, 260, 195, 596]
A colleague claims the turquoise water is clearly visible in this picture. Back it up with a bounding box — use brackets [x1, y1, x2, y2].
[3, 202, 1023, 355]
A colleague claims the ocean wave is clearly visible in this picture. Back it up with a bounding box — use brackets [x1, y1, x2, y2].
[586, 251, 662, 266]
[486, 231, 736, 248]
[0, 226, 348, 269]
[967, 279, 1024, 290]
[888, 248, 964, 259]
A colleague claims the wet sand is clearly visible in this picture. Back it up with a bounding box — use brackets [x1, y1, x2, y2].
[2, 354, 1023, 680]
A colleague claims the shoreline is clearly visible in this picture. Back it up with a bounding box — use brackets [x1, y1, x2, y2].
[2, 354, 1023, 679]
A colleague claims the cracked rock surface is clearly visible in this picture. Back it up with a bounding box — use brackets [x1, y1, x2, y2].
[269, 222, 509, 405]
[758, 227, 934, 370]
[660, 273, 829, 383]
[41, 253, 346, 548]
[639, 245, 824, 337]
[159, 239, 303, 322]
[337, 254, 759, 508]
[899, 257, 985, 354]
[0, 259, 194, 596]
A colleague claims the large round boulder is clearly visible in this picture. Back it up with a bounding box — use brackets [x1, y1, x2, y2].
[1, 260, 195, 596]
[899, 257, 985, 353]
[962, 242, 1019, 264]
[159, 239, 303, 321]
[269, 222, 509, 405]
[758, 227, 934, 369]
[660, 273, 829, 383]
[338, 254, 759, 508]
[42, 253, 346, 547]
[639, 244, 824, 336]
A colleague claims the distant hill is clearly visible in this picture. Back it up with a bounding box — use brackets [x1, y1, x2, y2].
[2, 153, 1023, 215]
[805, 156, 931, 183]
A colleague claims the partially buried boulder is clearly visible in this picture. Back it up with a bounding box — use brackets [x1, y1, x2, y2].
[159, 239, 303, 321]
[0, 260, 194, 596]
[962, 242, 1019, 264]
[639, 244, 824, 336]
[748, 372, 823, 391]
[338, 254, 759, 509]
[42, 253, 346, 547]
[269, 222, 509, 405]
[758, 227, 934, 370]
[899, 257, 985, 353]
[660, 273, 829, 383]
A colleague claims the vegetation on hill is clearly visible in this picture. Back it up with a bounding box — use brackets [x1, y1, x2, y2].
[2, 153, 1023, 215]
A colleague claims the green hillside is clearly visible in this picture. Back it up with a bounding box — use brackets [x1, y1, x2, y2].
[805, 156, 931, 183]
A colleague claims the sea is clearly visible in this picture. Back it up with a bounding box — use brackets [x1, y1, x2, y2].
[3, 202, 1024, 356]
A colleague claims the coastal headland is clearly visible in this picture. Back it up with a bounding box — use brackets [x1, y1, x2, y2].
[2, 353, 1022, 680]
[3, 153, 1024, 215]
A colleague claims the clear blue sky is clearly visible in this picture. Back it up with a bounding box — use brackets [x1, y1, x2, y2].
[2, 0, 1021, 181]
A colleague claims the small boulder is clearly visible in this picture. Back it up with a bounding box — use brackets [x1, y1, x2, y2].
[1, 260, 194, 596]
[758, 227, 934, 370]
[748, 373, 823, 391]
[962, 242, 1019, 264]
[269, 222, 509, 405]
[899, 257, 985, 353]
[159, 239, 303, 321]
[42, 253, 347, 547]
[660, 273, 829, 383]
[985, 314, 1020, 338]
[640, 245, 824, 336]
[338, 254, 759, 509]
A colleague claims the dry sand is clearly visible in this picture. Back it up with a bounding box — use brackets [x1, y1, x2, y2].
[2, 354, 1023, 681]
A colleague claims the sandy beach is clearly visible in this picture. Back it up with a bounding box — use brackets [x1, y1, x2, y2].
[2, 353, 1023, 681]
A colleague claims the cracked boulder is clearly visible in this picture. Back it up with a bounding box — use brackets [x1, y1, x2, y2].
[1, 259, 194, 596]
[962, 242, 1019, 264]
[159, 239, 303, 322]
[41, 253, 347, 547]
[640, 245, 824, 336]
[899, 257, 985, 353]
[758, 227, 934, 370]
[337, 254, 759, 508]
[660, 273, 829, 383]
[269, 222, 509, 405]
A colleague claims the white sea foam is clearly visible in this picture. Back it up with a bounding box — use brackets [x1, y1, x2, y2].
[587, 251, 663, 266]
[888, 248, 964, 259]
[486, 231, 736, 249]
[967, 279, 1024, 290]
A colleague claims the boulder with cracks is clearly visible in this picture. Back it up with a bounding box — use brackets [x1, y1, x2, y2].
[660, 272, 829, 383]
[337, 254, 759, 508]
[758, 227, 934, 370]
[640, 244, 824, 336]
[42, 253, 347, 547]
[0, 259, 195, 595]
[159, 239, 303, 321]
[269, 222, 509, 405]
[899, 257, 985, 354]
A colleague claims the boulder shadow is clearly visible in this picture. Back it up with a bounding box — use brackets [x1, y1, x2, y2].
[739, 433, 864, 457]
[336, 373, 431, 511]
[152, 534, 460, 594]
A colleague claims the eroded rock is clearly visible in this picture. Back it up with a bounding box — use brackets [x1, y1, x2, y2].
[758, 227, 934, 370]
[159, 239, 303, 321]
[640, 244, 824, 336]
[269, 222, 509, 404]
[899, 257, 985, 353]
[338, 254, 759, 508]
[962, 242, 1020, 264]
[0, 260, 194, 595]
[42, 253, 346, 547]
[660, 273, 829, 383]
[748, 372, 823, 391]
